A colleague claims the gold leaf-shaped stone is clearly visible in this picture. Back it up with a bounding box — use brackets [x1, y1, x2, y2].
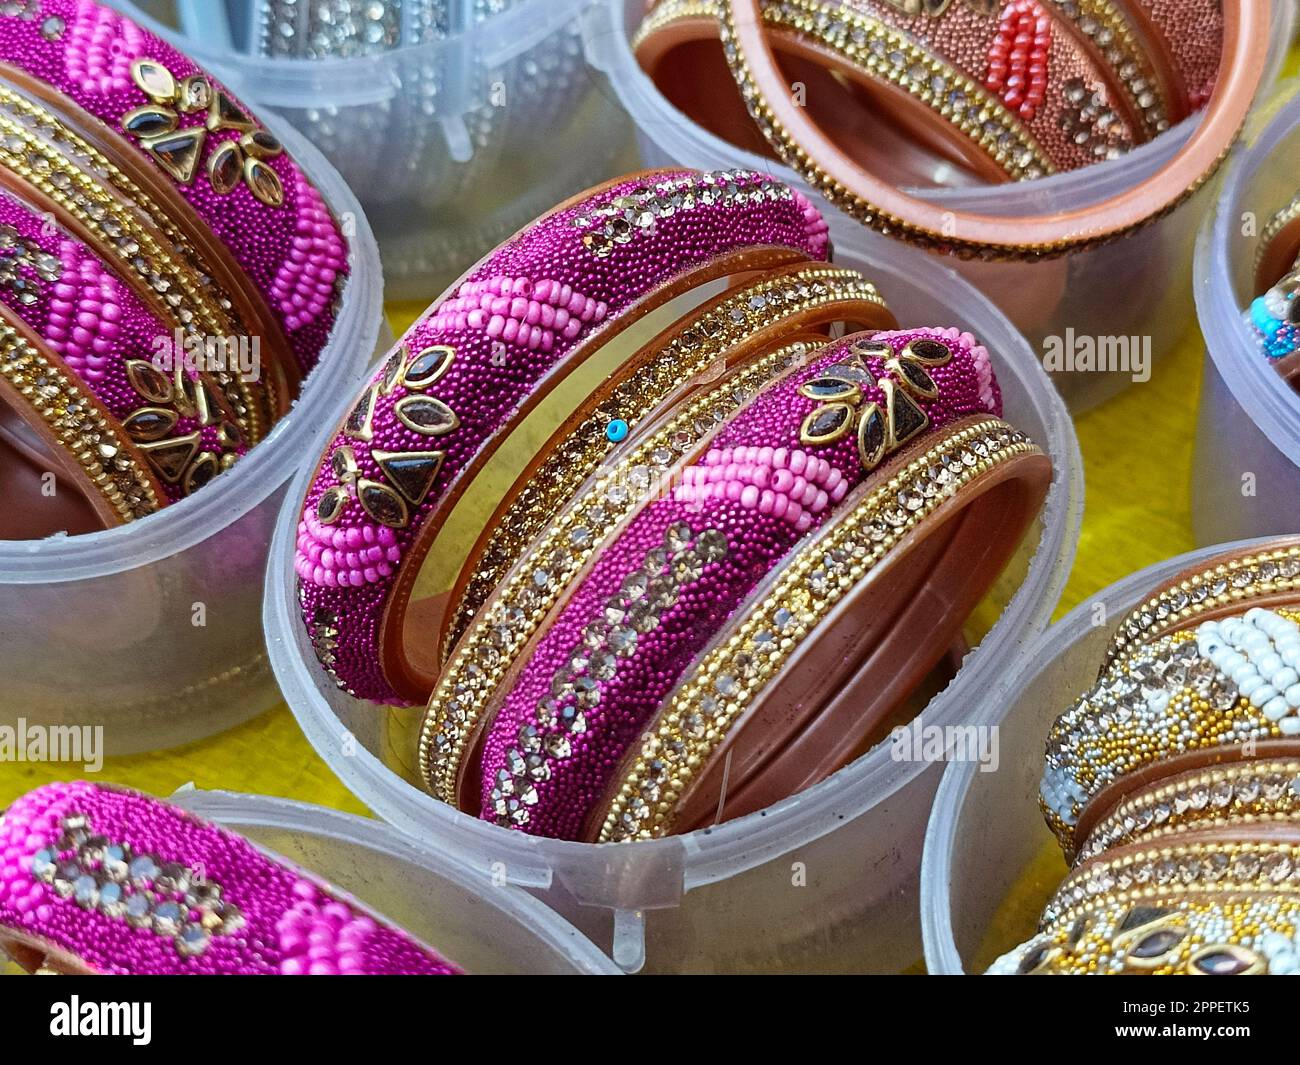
[330, 445, 359, 481]
[207, 140, 243, 195]
[125, 359, 173, 403]
[240, 129, 282, 159]
[379, 349, 406, 394]
[799, 376, 860, 402]
[401, 345, 455, 390]
[130, 59, 177, 104]
[121, 105, 176, 138]
[799, 402, 853, 446]
[343, 386, 378, 441]
[395, 395, 458, 436]
[358, 479, 409, 528]
[888, 356, 939, 400]
[183, 451, 220, 495]
[902, 337, 953, 365]
[857, 402, 886, 471]
[316, 486, 347, 525]
[243, 157, 284, 207]
[1188, 944, 1263, 976]
[123, 406, 178, 442]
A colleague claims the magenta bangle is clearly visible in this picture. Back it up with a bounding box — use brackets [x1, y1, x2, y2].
[0, 186, 249, 512]
[294, 168, 832, 706]
[0, 782, 460, 975]
[0, 0, 349, 376]
[422, 326, 1000, 839]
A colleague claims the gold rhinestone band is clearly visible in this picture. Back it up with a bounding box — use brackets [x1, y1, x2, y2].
[418, 339, 821, 804]
[600, 417, 1039, 841]
[443, 265, 887, 654]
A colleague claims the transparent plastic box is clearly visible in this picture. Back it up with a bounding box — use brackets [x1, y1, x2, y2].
[919, 541, 1271, 974]
[170, 788, 619, 974]
[1193, 82, 1300, 546]
[120, 0, 637, 301]
[588, 0, 1297, 412]
[0, 116, 386, 757]
[264, 242, 1084, 974]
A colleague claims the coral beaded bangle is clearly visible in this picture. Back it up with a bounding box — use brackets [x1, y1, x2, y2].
[713, 0, 1269, 258]
[0, 782, 459, 975]
[0, 0, 349, 380]
[421, 327, 1048, 839]
[295, 168, 833, 706]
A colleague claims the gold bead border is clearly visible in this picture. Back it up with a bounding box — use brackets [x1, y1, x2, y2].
[418, 339, 821, 804]
[599, 417, 1038, 842]
[442, 265, 886, 654]
[0, 322, 161, 522]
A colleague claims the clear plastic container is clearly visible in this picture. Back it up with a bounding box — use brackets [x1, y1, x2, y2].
[588, 0, 1297, 412]
[264, 242, 1084, 974]
[0, 115, 386, 757]
[118, 0, 637, 301]
[169, 787, 619, 974]
[1193, 81, 1300, 546]
[919, 540, 1275, 974]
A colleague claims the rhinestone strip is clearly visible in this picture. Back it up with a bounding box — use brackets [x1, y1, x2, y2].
[1077, 758, 1300, 864]
[31, 812, 243, 958]
[419, 340, 816, 804]
[645, 0, 1053, 180]
[0, 321, 160, 520]
[600, 417, 1038, 841]
[1256, 193, 1300, 279]
[0, 95, 263, 440]
[443, 265, 886, 653]
[1102, 544, 1300, 670]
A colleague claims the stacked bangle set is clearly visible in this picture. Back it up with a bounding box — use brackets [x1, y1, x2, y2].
[293, 166, 1052, 842]
[992, 539, 1300, 976]
[632, 0, 1269, 258]
[0, 0, 348, 538]
[1248, 193, 1300, 390]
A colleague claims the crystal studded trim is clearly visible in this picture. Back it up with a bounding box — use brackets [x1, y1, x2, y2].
[599, 417, 1039, 841]
[0, 322, 162, 521]
[1102, 544, 1300, 671]
[443, 265, 886, 653]
[418, 340, 816, 804]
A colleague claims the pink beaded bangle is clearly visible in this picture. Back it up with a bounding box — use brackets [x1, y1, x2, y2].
[0, 185, 250, 536]
[0, 782, 460, 975]
[294, 168, 832, 706]
[0, 0, 349, 380]
[418, 327, 1039, 838]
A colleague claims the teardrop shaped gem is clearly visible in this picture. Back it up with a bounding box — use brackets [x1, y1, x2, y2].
[1016, 944, 1054, 975]
[207, 140, 243, 195]
[330, 445, 359, 482]
[799, 402, 853, 446]
[343, 387, 378, 441]
[1118, 906, 1172, 932]
[243, 158, 284, 207]
[798, 376, 860, 402]
[240, 129, 283, 159]
[401, 345, 455, 390]
[123, 407, 178, 442]
[139, 433, 200, 484]
[144, 127, 207, 184]
[121, 106, 176, 138]
[316, 486, 347, 525]
[1128, 928, 1184, 960]
[885, 380, 929, 448]
[849, 338, 895, 359]
[379, 350, 406, 394]
[177, 75, 212, 113]
[130, 59, 177, 103]
[358, 479, 409, 528]
[374, 449, 445, 505]
[395, 395, 458, 436]
[217, 421, 243, 449]
[902, 337, 953, 365]
[207, 90, 255, 133]
[857, 402, 886, 470]
[125, 360, 174, 403]
[183, 451, 220, 495]
[1188, 944, 1262, 976]
[889, 356, 939, 399]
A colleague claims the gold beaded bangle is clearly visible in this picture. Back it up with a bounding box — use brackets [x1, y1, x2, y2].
[599, 416, 1042, 842]
[442, 264, 889, 656]
[417, 337, 823, 805]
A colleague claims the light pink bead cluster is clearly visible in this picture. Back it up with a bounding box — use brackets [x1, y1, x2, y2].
[986, 0, 1051, 121]
[65, 0, 144, 95]
[46, 240, 121, 383]
[675, 446, 849, 532]
[294, 511, 402, 589]
[270, 170, 347, 332]
[275, 880, 384, 976]
[428, 274, 610, 351]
